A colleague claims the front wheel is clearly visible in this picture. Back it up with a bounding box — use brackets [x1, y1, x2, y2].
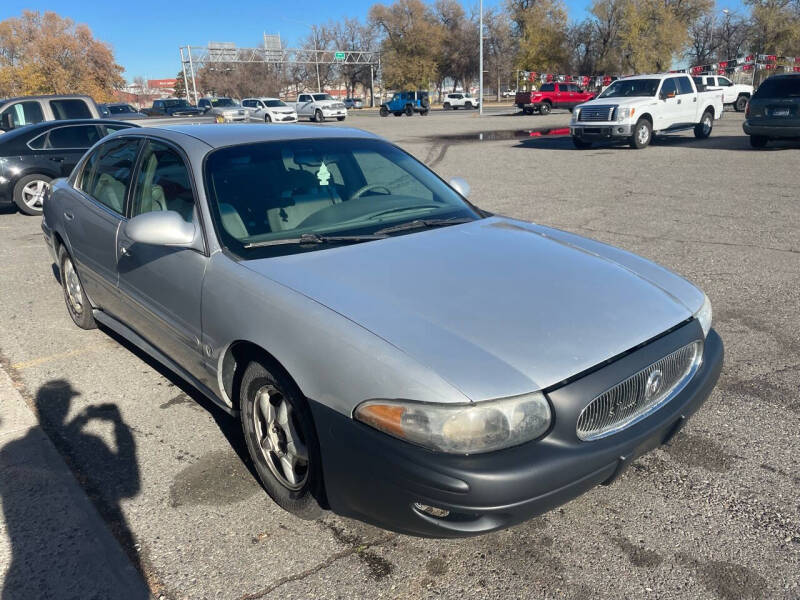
[264, 114, 272, 123]
[539, 102, 552, 116]
[379, 106, 389, 117]
[465, 102, 473, 109]
[735, 96, 748, 112]
[443, 102, 451, 110]
[572, 137, 592, 149]
[240, 360, 325, 519]
[750, 135, 768, 148]
[631, 118, 652, 149]
[694, 110, 713, 139]
[404, 105, 413, 116]
[314, 109, 324, 123]
[13, 174, 52, 215]
[59, 246, 96, 330]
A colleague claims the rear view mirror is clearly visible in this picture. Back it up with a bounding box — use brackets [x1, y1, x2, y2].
[124, 211, 196, 247]
[449, 177, 471, 199]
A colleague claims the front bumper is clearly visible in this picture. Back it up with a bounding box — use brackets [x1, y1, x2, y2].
[310, 322, 723, 538]
[322, 108, 347, 117]
[571, 122, 634, 139]
[743, 120, 800, 138]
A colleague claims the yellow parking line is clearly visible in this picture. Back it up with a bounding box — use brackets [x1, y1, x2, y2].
[12, 347, 96, 370]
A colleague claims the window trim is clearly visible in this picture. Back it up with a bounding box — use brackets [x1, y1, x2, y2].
[73, 135, 143, 218]
[27, 124, 104, 151]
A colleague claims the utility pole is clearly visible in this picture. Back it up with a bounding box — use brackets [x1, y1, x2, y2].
[479, 0, 484, 116]
[313, 25, 321, 93]
[187, 45, 199, 105]
[180, 48, 190, 101]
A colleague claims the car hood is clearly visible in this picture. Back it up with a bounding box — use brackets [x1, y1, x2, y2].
[244, 217, 699, 402]
[580, 96, 657, 109]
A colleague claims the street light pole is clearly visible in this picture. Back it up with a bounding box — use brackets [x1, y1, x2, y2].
[479, 0, 484, 116]
[313, 25, 321, 93]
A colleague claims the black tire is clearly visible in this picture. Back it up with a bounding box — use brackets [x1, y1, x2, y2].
[750, 135, 768, 148]
[539, 102, 552, 116]
[404, 105, 413, 116]
[735, 95, 748, 112]
[58, 246, 96, 330]
[631, 118, 652, 149]
[240, 360, 324, 519]
[314, 109, 324, 123]
[265, 114, 272, 123]
[13, 173, 52, 216]
[465, 102, 473, 109]
[420, 109, 429, 116]
[572, 137, 592, 149]
[379, 106, 389, 117]
[443, 102, 451, 110]
[694, 110, 713, 139]
[336, 116, 346, 121]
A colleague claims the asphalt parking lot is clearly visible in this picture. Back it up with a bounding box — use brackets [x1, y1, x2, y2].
[1, 108, 798, 599]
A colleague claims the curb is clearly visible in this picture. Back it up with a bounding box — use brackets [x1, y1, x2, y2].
[0, 367, 153, 599]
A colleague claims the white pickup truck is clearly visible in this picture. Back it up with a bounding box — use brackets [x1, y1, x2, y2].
[570, 73, 724, 149]
[289, 93, 347, 122]
[694, 75, 753, 112]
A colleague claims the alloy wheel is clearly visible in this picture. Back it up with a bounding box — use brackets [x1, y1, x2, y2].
[21, 179, 49, 211]
[63, 257, 85, 316]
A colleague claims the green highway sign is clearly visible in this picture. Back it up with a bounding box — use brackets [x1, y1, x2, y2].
[334, 52, 345, 60]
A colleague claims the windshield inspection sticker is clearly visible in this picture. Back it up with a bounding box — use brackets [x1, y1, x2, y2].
[317, 162, 331, 186]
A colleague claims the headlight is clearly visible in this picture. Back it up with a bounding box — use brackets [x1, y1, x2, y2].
[573, 108, 581, 120]
[617, 107, 635, 121]
[694, 294, 712, 337]
[354, 392, 551, 454]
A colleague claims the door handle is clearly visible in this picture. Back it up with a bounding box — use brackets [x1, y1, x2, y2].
[677, 99, 682, 104]
[119, 245, 131, 258]
[49, 157, 64, 162]
[64, 211, 74, 221]
[693, 97, 697, 102]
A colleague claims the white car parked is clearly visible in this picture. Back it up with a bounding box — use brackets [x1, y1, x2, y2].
[288, 93, 347, 122]
[694, 75, 753, 112]
[442, 93, 479, 110]
[242, 98, 298, 123]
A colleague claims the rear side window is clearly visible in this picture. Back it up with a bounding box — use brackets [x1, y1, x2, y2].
[80, 138, 140, 214]
[49, 99, 93, 120]
[676, 77, 694, 95]
[1, 101, 45, 130]
[717, 77, 732, 87]
[755, 76, 800, 98]
[540, 83, 555, 92]
[46, 125, 101, 149]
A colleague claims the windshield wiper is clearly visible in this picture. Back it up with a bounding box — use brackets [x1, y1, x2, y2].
[374, 217, 474, 236]
[244, 232, 387, 248]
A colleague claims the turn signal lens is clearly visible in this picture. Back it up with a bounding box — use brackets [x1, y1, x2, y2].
[354, 392, 551, 454]
[694, 294, 713, 338]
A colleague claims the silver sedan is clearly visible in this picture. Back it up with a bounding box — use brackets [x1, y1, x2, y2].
[42, 124, 723, 537]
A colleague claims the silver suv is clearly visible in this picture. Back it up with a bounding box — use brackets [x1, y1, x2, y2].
[198, 97, 247, 122]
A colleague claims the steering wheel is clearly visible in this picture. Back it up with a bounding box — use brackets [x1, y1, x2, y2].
[349, 184, 391, 201]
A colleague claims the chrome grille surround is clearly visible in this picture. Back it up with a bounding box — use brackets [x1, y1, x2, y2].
[578, 105, 616, 122]
[576, 341, 703, 441]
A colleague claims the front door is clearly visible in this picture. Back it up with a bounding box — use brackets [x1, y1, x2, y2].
[63, 137, 141, 316]
[655, 78, 681, 130]
[115, 139, 208, 381]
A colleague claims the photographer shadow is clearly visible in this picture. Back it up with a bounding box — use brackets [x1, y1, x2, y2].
[0, 379, 148, 599]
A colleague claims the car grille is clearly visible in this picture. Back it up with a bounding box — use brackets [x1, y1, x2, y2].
[576, 341, 702, 441]
[578, 105, 615, 122]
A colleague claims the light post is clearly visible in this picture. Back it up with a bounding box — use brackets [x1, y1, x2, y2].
[283, 18, 322, 93]
[709, 8, 730, 64]
[479, 0, 484, 116]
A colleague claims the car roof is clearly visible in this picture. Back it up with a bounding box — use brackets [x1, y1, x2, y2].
[125, 123, 380, 149]
[618, 73, 687, 81]
[0, 119, 137, 142]
[0, 94, 94, 105]
[245, 97, 280, 101]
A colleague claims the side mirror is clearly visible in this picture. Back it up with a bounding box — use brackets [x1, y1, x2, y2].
[449, 177, 471, 199]
[662, 91, 676, 100]
[124, 211, 196, 247]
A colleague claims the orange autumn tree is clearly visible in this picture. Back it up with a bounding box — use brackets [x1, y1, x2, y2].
[0, 11, 124, 101]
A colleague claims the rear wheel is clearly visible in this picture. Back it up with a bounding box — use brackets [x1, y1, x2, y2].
[750, 135, 768, 148]
[379, 106, 389, 117]
[523, 107, 533, 115]
[443, 102, 451, 110]
[735, 95, 748, 112]
[631, 118, 652, 149]
[694, 110, 713, 139]
[13, 174, 52, 216]
[420, 109, 429, 116]
[314, 109, 324, 123]
[539, 102, 552, 116]
[59, 246, 96, 330]
[465, 102, 473, 109]
[405, 105, 413, 116]
[572, 137, 592, 149]
[240, 360, 324, 519]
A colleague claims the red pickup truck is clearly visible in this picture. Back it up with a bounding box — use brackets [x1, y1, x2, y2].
[515, 83, 595, 115]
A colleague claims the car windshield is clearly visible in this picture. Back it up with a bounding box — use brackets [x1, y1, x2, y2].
[313, 94, 334, 101]
[204, 138, 479, 258]
[265, 100, 287, 107]
[164, 99, 190, 108]
[212, 98, 236, 107]
[755, 76, 800, 98]
[599, 79, 660, 98]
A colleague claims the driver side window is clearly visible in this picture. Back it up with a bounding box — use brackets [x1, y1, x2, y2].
[131, 140, 195, 223]
[660, 78, 677, 98]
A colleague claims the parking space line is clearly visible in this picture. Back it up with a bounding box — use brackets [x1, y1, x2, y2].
[12, 347, 97, 370]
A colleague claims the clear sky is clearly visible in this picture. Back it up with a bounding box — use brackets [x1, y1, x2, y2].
[2, 0, 742, 80]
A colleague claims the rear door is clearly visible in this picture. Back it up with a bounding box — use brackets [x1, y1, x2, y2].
[115, 138, 208, 381]
[62, 137, 141, 316]
[37, 124, 103, 177]
[675, 76, 699, 125]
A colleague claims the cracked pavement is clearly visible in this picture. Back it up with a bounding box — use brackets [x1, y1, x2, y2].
[0, 109, 798, 599]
